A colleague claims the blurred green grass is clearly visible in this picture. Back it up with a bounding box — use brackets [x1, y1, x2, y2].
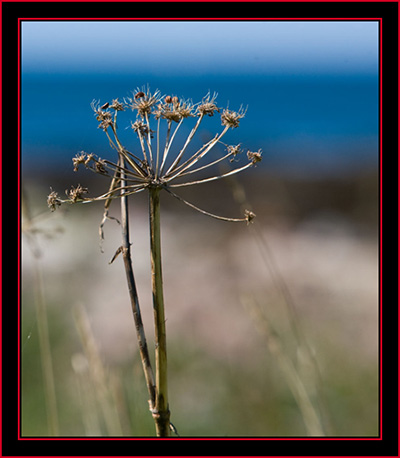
[21, 170, 379, 437]
[21, 297, 378, 436]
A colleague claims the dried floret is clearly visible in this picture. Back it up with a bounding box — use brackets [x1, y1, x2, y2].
[247, 149, 263, 165]
[221, 106, 247, 129]
[127, 88, 161, 117]
[66, 184, 89, 203]
[244, 209, 256, 224]
[47, 190, 62, 211]
[197, 92, 220, 117]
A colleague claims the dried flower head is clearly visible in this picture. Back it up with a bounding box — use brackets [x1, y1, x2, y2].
[110, 98, 124, 111]
[221, 106, 247, 129]
[47, 189, 62, 212]
[247, 149, 263, 165]
[227, 144, 242, 162]
[72, 151, 88, 172]
[91, 100, 113, 131]
[93, 157, 108, 175]
[66, 184, 89, 203]
[128, 87, 161, 117]
[131, 119, 151, 136]
[244, 209, 256, 224]
[51, 86, 261, 226]
[197, 92, 220, 117]
[155, 97, 194, 123]
[84, 153, 95, 165]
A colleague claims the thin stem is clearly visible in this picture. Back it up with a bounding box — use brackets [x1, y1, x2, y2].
[175, 150, 234, 178]
[242, 297, 324, 436]
[144, 113, 154, 169]
[155, 117, 161, 179]
[164, 113, 204, 176]
[73, 304, 123, 436]
[169, 161, 253, 188]
[165, 126, 229, 181]
[159, 118, 184, 176]
[149, 187, 170, 437]
[101, 159, 147, 182]
[22, 191, 59, 435]
[111, 125, 147, 177]
[165, 188, 249, 222]
[119, 155, 156, 414]
[33, 256, 59, 436]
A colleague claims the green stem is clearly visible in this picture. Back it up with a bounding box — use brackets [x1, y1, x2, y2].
[33, 257, 59, 436]
[149, 187, 170, 437]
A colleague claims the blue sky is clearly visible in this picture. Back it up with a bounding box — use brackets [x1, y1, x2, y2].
[21, 20, 379, 175]
[22, 20, 379, 76]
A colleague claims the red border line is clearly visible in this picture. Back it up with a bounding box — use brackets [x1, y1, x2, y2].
[19, 16, 383, 20]
[17, 16, 383, 442]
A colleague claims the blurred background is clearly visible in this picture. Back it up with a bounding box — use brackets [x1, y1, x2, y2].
[21, 20, 379, 436]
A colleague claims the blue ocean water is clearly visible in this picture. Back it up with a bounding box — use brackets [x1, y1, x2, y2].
[22, 72, 378, 176]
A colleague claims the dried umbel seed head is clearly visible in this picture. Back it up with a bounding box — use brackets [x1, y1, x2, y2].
[47, 189, 62, 212]
[131, 119, 151, 136]
[221, 106, 247, 129]
[72, 151, 88, 172]
[93, 109, 113, 131]
[93, 158, 107, 175]
[84, 153, 95, 165]
[66, 184, 89, 203]
[227, 144, 242, 162]
[244, 210, 256, 224]
[73, 152, 102, 172]
[129, 89, 161, 117]
[154, 103, 180, 123]
[247, 149, 263, 165]
[154, 98, 194, 123]
[110, 98, 124, 111]
[59, 85, 262, 227]
[176, 101, 194, 119]
[197, 92, 220, 117]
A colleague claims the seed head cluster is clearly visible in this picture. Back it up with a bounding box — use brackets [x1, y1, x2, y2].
[48, 86, 262, 223]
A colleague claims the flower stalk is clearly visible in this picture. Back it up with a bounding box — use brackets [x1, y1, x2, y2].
[149, 187, 170, 436]
[119, 154, 157, 413]
[48, 86, 261, 437]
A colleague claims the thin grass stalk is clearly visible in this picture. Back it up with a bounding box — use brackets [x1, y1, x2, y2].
[226, 175, 331, 435]
[119, 155, 157, 414]
[73, 304, 123, 436]
[149, 187, 170, 437]
[242, 296, 324, 436]
[22, 192, 59, 436]
[71, 352, 102, 435]
[33, 257, 59, 436]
